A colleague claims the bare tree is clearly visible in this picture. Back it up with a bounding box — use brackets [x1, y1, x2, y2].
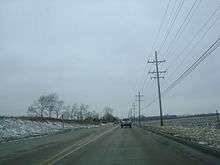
[54, 100, 64, 118]
[92, 110, 99, 119]
[27, 94, 101, 123]
[80, 104, 89, 120]
[46, 93, 59, 118]
[27, 104, 40, 117]
[61, 105, 71, 119]
[70, 103, 78, 119]
[103, 106, 115, 122]
[28, 93, 64, 118]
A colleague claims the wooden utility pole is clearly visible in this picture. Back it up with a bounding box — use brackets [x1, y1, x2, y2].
[136, 91, 143, 127]
[128, 108, 132, 119]
[216, 110, 220, 129]
[132, 103, 136, 123]
[148, 51, 166, 126]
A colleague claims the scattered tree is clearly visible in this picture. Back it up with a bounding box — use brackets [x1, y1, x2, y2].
[27, 93, 102, 124]
[103, 106, 117, 122]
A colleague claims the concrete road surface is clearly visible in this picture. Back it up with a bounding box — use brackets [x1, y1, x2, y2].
[0, 126, 220, 165]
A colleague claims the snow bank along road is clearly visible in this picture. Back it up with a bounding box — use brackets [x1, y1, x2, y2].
[0, 126, 220, 165]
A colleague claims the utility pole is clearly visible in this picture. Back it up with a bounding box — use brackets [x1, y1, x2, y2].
[216, 110, 220, 129]
[132, 103, 136, 123]
[136, 91, 143, 127]
[148, 51, 166, 126]
[128, 108, 132, 119]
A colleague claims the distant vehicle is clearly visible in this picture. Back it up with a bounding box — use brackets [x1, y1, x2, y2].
[121, 118, 132, 128]
[113, 121, 119, 125]
[102, 120, 107, 124]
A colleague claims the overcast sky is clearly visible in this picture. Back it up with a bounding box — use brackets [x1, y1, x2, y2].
[0, 0, 219, 117]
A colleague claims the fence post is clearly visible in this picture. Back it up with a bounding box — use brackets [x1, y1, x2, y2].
[216, 110, 220, 129]
[61, 114, 64, 129]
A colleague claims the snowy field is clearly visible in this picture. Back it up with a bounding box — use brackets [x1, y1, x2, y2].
[143, 115, 220, 150]
[144, 115, 219, 128]
[0, 117, 98, 142]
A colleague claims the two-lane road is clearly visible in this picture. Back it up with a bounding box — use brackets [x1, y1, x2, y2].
[0, 126, 220, 165]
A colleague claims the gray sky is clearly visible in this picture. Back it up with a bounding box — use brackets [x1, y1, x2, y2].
[0, 0, 220, 118]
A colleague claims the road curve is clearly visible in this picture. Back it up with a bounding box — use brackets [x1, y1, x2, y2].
[0, 126, 220, 165]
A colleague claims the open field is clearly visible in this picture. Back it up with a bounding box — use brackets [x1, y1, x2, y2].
[144, 115, 219, 129]
[143, 115, 220, 150]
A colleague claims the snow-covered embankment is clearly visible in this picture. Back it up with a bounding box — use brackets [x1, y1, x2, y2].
[144, 125, 220, 154]
[0, 117, 98, 142]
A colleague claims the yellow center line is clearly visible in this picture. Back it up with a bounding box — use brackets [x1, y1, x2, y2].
[43, 126, 117, 165]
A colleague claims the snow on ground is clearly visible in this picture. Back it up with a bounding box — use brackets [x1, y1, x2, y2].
[144, 116, 219, 129]
[143, 116, 220, 150]
[144, 125, 220, 150]
[0, 117, 98, 142]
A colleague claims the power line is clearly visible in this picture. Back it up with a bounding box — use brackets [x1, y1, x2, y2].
[141, 0, 183, 98]
[163, 37, 220, 94]
[159, 0, 201, 78]
[158, 0, 185, 52]
[140, 0, 182, 109]
[163, 0, 201, 59]
[166, 8, 220, 81]
[150, 0, 172, 55]
[139, 0, 172, 93]
[143, 37, 220, 110]
[167, 5, 220, 70]
[143, 97, 158, 109]
[156, 0, 179, 49]
[158, 0, 203, 93]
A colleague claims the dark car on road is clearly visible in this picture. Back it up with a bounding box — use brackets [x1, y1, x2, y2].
[121, 118, 132, 128]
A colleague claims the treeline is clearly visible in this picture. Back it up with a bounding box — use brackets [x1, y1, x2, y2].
[27, 93, 118, 123]
[139, 115, 178, 121]
[140, 113, 218, 122]
[27, 93, 99, 122]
